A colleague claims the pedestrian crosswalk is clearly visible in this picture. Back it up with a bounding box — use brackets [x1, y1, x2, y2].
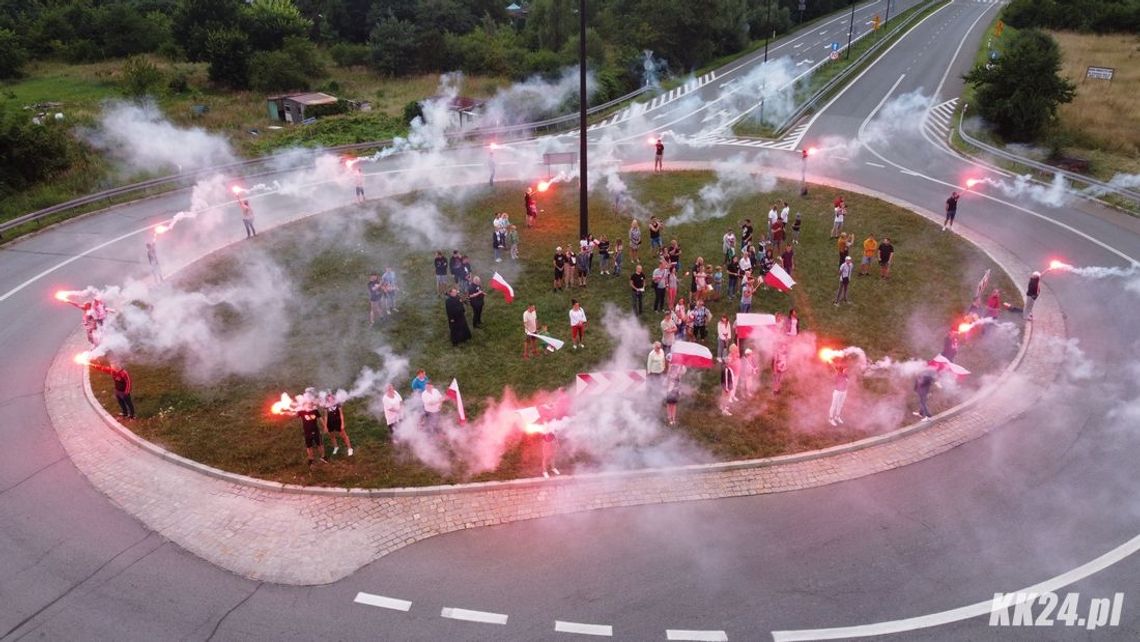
[923, 98, 958, 144]
[588, 70, 717, 131]
[692, 120, 809, 152]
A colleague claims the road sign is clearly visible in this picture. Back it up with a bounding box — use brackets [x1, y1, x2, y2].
[798, 0, 806, 10]
[1086, 66, 1115, 81]
[831, 41, 839, 52]
[830, 51, 840, 61]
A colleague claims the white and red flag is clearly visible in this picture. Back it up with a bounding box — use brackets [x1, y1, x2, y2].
[447, 378, 467, 424]
[928, 354, 971, 376]
[734, 313, 777, 340]
[763, 263, 796, 292]
[490, 272, 515, 303]
[668, 341, 715, 369]
[527, 332, 564, 351]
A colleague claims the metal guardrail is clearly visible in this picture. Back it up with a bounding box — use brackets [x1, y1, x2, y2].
[956, 105, 1140, 206]
[0, 85, 651, 238]
[770, 0, 938, 138]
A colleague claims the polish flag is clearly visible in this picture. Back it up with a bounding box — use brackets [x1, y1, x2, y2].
[735, 313, 777, 339]
[447, 378, 467, 424]
[527, 332, 565, 351]
[490, 272, 514, 303]
[763, 263, 796, 292]
[668, 341, 715, 369]
[928, 354, 971, 376]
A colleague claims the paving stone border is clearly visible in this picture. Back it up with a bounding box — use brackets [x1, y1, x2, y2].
[45, 164, 1066, 584]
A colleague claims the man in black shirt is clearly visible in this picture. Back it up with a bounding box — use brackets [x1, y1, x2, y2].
[943, 192, 960, 231]
[553, 246, 566, 291]
[741, 219, 754, 248]
[298, 405, 327, 467]
[434, 251, 449, 295]
[654, 138, 664, 171]
[878, 237, 894, 279]
[449, 250, 463, 283]
[630, 265, 646, 316]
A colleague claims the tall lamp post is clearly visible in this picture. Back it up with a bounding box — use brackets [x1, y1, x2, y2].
[800, 147, 816, 196]
[763, 0, 773, 63]
[884, 0, 892, 25]
[846, 0, 856, 60]
[578, 0, 589, 239]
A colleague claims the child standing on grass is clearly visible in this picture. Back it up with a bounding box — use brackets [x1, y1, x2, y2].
[613, 239, 624, 276]
[792, 212, 802, 244]
[508, 224, 519, 260]
[569, 300, 588, 349]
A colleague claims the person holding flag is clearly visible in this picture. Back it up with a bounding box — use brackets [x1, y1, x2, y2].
[522, 303, 539, 359]
[447, 379, 467, 424]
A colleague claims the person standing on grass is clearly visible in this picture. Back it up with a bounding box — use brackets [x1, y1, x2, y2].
[943, 191, 960, 231]
[562, 247, 576, 289]
[493, 227, 507, 263]
[771, 217, 786, 254]
[673, 298, 689, 340]
[367, 273, 384, 326]
[712, 265, 724, 299]
[239, 199, 256, 238]
[830, 202, 845, 238]
[690, 300, 710, 343]
[630, 264, 646, 316]
[459, 256, 473, 292]
[786, 308, 799, 336]
[941, 328, 960, 361]
[740, 279, 754, 313]
[664, 359, 685, 426]
[146, 241, 162, 284]
[828, 364, 850, 426]
[569, 300, 588, 349]
[666, 264, 680, 310]
[652, 260, 669, 312]
[717, 314, 732, 362]
[913, 369, 936, 420]
[1024, 271, 1041, 321]
[649, 216, 664, 252]
[647, 342, 667, 377]
[523, 303, 539, 358]
[525, 187, 538, 227]
[781, 244, 795, 276]
[741, 218, 754, 248]
[726, 255, 740, 300]
[434, 251, 449, 296]
[666, 239, 682, 271]
[508, 224, 520, 261]
[719, 360, 736, 416]
[90, 362, 135, 419]
[878, 236, 894, 279]
[835, 256, 854, 305]
[780, 200, 790, 225]
[771, 345, 788, 394]
[613, 239, 625, 276]
[296, 403, 326, 467]
[382, 384, 404, 435]
[723, 229, 737, 264]
[860, 235, 878, 276]
[411, 369, 429, 396]
[381, 267, 399, 315]
[792, 212, 803, 244]
[322, 393, 353, 457]
[837, 233, 851, 266]
[467, 276, 486, 328]
[576, 242, 590, 288]
[767, 204, 779, 242]
[654, 138, 664, 171]
[629, 219, 642, 262]
[599, 235, 612, 274]
[421, 382, 445, 433]
[445, 287, 472, 346]
[660, 311, 677, 354]
[553, 246, 566, 291]
[742, 347, 759, 398]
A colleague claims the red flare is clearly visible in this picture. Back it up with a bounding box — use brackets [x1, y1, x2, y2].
[523, 423, 546, 435]
[957, 322, 972, 333]
[807, 146, 818, 156]
[488, 142, 502, 150]
[155, 224, 170, 235]
[537, 181, 551, 192]
[1048, 259, 1072, 271]
[54, 290, 71, 302]
[230, 185, 245, 196]
[73, 351, 91, 365]
[965, 178, 980, 189]
[818, 347, 840, 364]
[648, 136, 658, 145]
[269, 393, 293, 416]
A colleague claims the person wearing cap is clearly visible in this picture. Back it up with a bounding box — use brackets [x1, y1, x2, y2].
[835, 256, 854, 305]
[647, 342, 666, 376]
[1024, 271, 1041, 321]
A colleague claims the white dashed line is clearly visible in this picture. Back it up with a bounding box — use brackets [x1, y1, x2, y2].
[667, 629, 728, 641]
[353, 592, 412, 611]
[555, 620, 614, 636]
[440, 607, 509, 625]
[864, 161, 886, 168]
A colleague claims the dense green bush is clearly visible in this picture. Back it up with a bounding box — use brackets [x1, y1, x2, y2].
[0, 102, 77, 196]
[1002, 0, 1140, 33]
[329, 42, 370, 67]
[0, 28, 26, 79]
[205, 27, 252, 89]
[121, 56, 166, 97]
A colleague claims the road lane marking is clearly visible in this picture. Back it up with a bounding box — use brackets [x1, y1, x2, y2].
[440, 607, 509, 625]
[864, 161, 886, 168]
[771, 533, 1140, 640]
[353, 592, 412, 611]
[555, 620, 614, 636]
[667, 630, 728, 641]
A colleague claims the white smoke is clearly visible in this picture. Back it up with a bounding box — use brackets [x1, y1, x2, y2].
[667, 157, 778, 225]
[974, 173, 1070, 208]
[479, 68, 596, 128]
[1048, 261, 1140, 294]
[722, 58, 800, 132]
[83, 100, 238, 174]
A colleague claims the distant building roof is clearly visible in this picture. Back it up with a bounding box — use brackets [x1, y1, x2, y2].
[506, 2, 522, 9]
[283, 92, 339, 106]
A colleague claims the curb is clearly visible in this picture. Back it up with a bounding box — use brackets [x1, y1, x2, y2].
[79, 164, 1039, 498]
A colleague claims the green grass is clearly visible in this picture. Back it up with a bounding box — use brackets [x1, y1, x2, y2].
[733, 0, 949, 139]
[92, 172, 1018, 488]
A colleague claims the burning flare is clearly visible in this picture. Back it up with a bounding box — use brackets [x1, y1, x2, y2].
[155, 224, 170, 235]
[807, 146, 818, 156]
[536, 180, 551, 192]
[270, 393, 295, 415]
[54, 290, 73, 302]
[818, 347, 841, 364]
[1048, 259, 1073, 272]
[966, 178, 981, 189]
[73, 351, 91, 365]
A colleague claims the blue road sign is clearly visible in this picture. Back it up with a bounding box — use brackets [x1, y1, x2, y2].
[831, 42, 840, 52]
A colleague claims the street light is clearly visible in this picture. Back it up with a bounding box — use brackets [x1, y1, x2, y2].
[884, 0, 892, 25]
[578, 0, 589, 239]
[800, 147, 816, 196]
[763, 0, 773, 63]
[846, 0, 856, 60]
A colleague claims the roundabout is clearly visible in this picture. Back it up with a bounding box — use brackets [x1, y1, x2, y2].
[3, 0, 1139, 639]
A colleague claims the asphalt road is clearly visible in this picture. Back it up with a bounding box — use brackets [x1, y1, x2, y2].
[2, 1, 1138, 640]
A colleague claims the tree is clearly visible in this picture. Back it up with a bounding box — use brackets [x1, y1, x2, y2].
[174, 0, 243, 61]
[121, 55, 166, 97]
[0, 27, 26, 78]
[243, 0, 311, 52]
[369, 14, 418, 76]
[205, 27, 251, 88]
[0, 102, 76, 197]
[964, 29, 1076, 141]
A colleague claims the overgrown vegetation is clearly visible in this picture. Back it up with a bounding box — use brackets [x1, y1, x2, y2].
[1001, 0, 1140, 33]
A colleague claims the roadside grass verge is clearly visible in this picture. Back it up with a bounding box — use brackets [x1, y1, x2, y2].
[93, 172, 1019, 488]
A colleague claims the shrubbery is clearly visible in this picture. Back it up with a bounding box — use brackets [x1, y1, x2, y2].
[0, 103, 77, 197]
